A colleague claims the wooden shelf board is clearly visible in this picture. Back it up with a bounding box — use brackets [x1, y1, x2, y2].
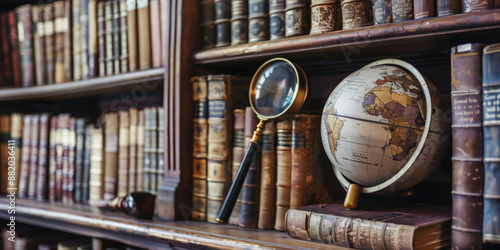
[0, 68, 165, 101]
[0, 198, 346, 249]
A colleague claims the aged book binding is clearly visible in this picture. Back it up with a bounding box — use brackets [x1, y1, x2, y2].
[270, 0, 285, 40]
[229, 109, 245, 225]
[231, 0, 248, 45]
[32, 5, 46, 85]
[310, 0, 338, 34]
[98, 1, 106, 76]
[57, 114, 71, 203]
[136, 109, 145, 191]
[43, 4, 55, 84]
[18, 115, 32, 198]
[200, 0, 216, 49]
[64, 1, 73, 82]
[89, 125, 104, 206]
[74, 0, 83, 81]
[462, 0, 494, 12]
[285, 0, 308, 37]
[119, 0, 129, 73]
[144, 107, 159, 194]
[214, 0, 231, 47]
[81, 0, 90, 79]
[82, 123, 93, 203]
[8, 11, 21, 87]
[48, 116, 58, 201]
[437, 0, 460, 16]
[150, 0, 163, 66]
[105, 1, 115, 75]
[258, 121, 277, 229]
[16, 4, 35, 87]
[482, 43, 500, 244]
[28, 114, 40, 199]
[1, 13, 13, 86]
[371, 0, 392, 25]
[392, 0, 414, 22]
[286, 203, 452, 249]
[118, 110, 130, 197]
[137, 0, 151, 69]
[249, 0, 269, 42]
[128, 108, 138, 193]
[74, 118, 87, 203]
[275, 118, 292, 231]
[64, 118, 77, 204]
[89, 0, 98, 77]
[414, 0, 435, 19]
[104, 112, 119, 200]
[36, 114, 50, 201]
[157, 107, 165, 190]
[54, 1, 67, 83]
[113, 0, 121, 74]
[341, 0, 368, 29]
[127, 0, 139, 71]
[450, 43, 484, 249]
[0, 115, 10, 194]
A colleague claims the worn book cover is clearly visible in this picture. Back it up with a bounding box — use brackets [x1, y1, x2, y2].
[231, 0, 248, 45]
[310, 0, 338, 34]
[74, 0, 83, 81]
[249, 0, 269, 42]
[118, 110, 130, 196]
[16, 4, 35, 87]
[137, 0, 151, 69]
[437, 0, 460, 16]
[414, 0, 435, 19]
[89, 125, 104, 206]
[275, 117, 292, 231]
[258, 121, 277, 229]
[270, 0, 285, 39]
[200, 0, 216, 49]
[36, 114, 50, 201]
[128, 108, 138, 193]
[18, 115, 32, 198]
[28, 114, 40, 199]
[228, 108, 245, 225]
[214, 0, 231, 47]
[98, 1, 107, 76]
[104, 112, 119, 200]
[127, 0, 139, 71]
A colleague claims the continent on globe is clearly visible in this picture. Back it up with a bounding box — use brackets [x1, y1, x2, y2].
[325, 115, 343, 163]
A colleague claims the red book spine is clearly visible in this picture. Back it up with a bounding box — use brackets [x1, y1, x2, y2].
[8, 10, 21, 87]
[0, 14, 10, 85]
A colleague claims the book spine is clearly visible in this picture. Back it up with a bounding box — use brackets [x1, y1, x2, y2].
[214, 0, 231, 47]
[370, 0, 392, 25]
[160, 0, 166, 66]
[0, 17, 3, 86]
[414, 0, 435, 19]
[462, 0, 494, 12]
[118, 110, 130, 197]
[149, 107, 158, 194]
[150, 0, 162, 67]
[239, 107, 260, 228]
[143, 108, 152, 192]
[44, 4, 55, 84]
[55, 1, 67, 83]
[137, 0, 151, 69]
[482, 43, 500, 244]
[74, 118, 86, 203]
[28, 114, 40, 199]
[249, 0, 269, 42]
[88, 0, 98, 77]
[63, 117, 76, 204]
[128, 108, 138, 193]
[157, 107, 165, 191]
[200, 0, 216, 49]
[269, 0, 285, 40]
[275, 118, 292, 231]
[120, 0, 129, 73]
[18, 115, 32, 198]
[285, 0, 308, 36]
[89, 126, 104, 205]
[136, 109, 145, 191]
[104, 112, 119, 200]
[310, 0, 338, 34]
[8, 11, 21, 87]
[16, 4, 35, 87]
[231, 0, 248, 45]
[258, 121, 276, 229]
[64, 0, 73, 82]
[392, 0, 414, 22]
[10, 114, 23, 191]
[58, 114, 70, 202]
[98, 1, 106, 77]
[450, 43, 484, 249]
[0, 115, 10, 194]
[192, 76, 209, 221]
[340, 0, 368, 29]
[127, 0, 138, 71]
[73, 0, 82, 81]
[81, 0, 90, 79]
[48, 116, 58, 201]
[1, 14, 13, 86]
[229, 108, 245, 225]
[113, 0, 121, 74]
[82, 123, 93, 203]
[436, 0, 460, 16]
[105, 1, 115, 75]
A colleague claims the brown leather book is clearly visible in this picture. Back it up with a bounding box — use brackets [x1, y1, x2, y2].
[9, 114, 23, 191]
[44, 4, 55, 84]
[450, 43, 484, 249]
[274, 118, 292, 231]
[310, 0, 338, 34]
[98, 1, 107, 76]
[48, 116, 58, 201]
[214, 0, 231, 47]
[436, 0, 460, 16]
[36, 114, 50, 201]
[228, 108, 245, 225]
[157, 107, 165, 191]
[64, 1, 73, 82]
[105, 0, 115, 75]
[55, 1, 67, 83]
[258, 121, 276, 229]
[136, 109, 145, 191]
[128, 108, 138, 193]
[137, 0, 152, 69]
[150, 0, 162, 67]
[113, 0, 121, 74]
[82, 0, 90, 79]
[200, 0, 216, 49]
[104, 112, 119, 200]
[16, 4, 35, 87]
[28, 114, 40, 199]
[89, 125, 104, 206]
[82, 123, 93, 203]
[18, 115, 32, 198]
[462, 0, 494, 12]
[239, 107, 261, 228]
[286, 202, 451, 248]
[285, 0, 308, 37]
[248, 0, 269, 42]
[192, 76, 209, 221]
[63, 117, 76, 204]
[270, 0, 285, 40]
[340, 0, 369, 29]
[0, 115, 10, 194]
[88, 0, 98, 77]
[392, 0, 414, 22]
[120, 0, 129, 73]
[1, 13, 13, 86]
[230, 0, 248, 45]
[118, 110, 130, 197]
[8, 10, 21, 87]
[74, 118, 87, 203]
[148, 107, 158, 194]
[126, 0, 139, 71]
[414, 0, 435, 19]
[371, 0, 392, 25]
[74, 0, 83, 81]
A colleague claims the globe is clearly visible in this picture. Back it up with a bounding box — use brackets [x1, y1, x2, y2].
[320, 59, 450, 196]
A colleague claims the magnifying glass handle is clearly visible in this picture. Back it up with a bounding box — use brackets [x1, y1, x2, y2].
[217, 120, 265, 223]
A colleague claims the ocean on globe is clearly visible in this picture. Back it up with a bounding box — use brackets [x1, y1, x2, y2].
[320, 59, 450, 194]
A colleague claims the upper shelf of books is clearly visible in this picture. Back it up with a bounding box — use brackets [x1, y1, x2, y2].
[0, 67, 164, 101]
[193, 10, 500, 65]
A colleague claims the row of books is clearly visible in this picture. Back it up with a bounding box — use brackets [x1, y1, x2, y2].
[0, 106, 164, 206]
[0, 0, 165, 88]
[190, 75, 339, 230]
[201, 0, 500, 49]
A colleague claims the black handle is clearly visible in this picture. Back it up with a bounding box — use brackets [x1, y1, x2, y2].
[217, 142, 259, 223]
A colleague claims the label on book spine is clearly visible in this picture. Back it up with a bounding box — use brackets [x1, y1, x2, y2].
[127, 0, 137, 10]
[138, 0, 148, 8]
[45, 20, 54, 35]
[483, 89, 500, 125]
[17, 22, 25, 42]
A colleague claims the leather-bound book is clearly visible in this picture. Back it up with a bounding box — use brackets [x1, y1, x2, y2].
[143, 108, 153, 193]
[8, 10, 21, 87]
[310, 0, 338, 34]
[285, 202, 452, 248]
[48, 116, 58, 201]
[150, 0, 162, 67]
[28, 114, 40, 199]
[64, 1, 73, 82]
[74, 118, 87, 203]
[137, 0, 152, 69]
[392, 0, 414, 22]
[128, 108, 138, 193]
[89, 0, 98, 77]
[118, 110, 130, 197]
[105, 0, 115, 75]
[64, 117, 77, 204]
[126, 0, 138, 71]
[89, 125, 104, 206]
[104, 112, 119, 200]
[149, 107, 158, 194]
[18, 115, 32, 198]
[275, 118, 292, 231]
[249, 0, 269, 42]
[44, 4, 55, 84]
[0, 115, 10, 194]
[462, 0, 493, 12]
[239, 107, 260, 228]
[285, 0, 308, 37]
[98, 1, 107, 77]
[269, 0, 285, 40]
[16, 4, 35, 87]
[371, 0, 392, 25]
[450, 43, 484, 250]
[214, 0, 231, 47]
[32, 5, 46, 85]
[157, 107, 165, 190]
[36, 114, 50, 201]
[200, 0, 216, 49]
[229, 109, 245, 225]
[160, 0, 167, 66]
[1, 13, 13, 86]
[55, 1, 67, 83]
[81, 0, 90, 79]
[340, 0, 368, 29]
[437, 0, 459, 16]
[113, 0, 121, 74]
[119, 0, 129, 73]
[136, 109, 145, 191]
[74, 0, 83, 81]
[82, 123, 93, 203]
[414, 0, 435, 19]
[258, 121, 276, 229]
[231, 0, 248, 45]
[482, 43, 500, 244]
[192, 76, 209, 221]
[9, 114, 23, 191]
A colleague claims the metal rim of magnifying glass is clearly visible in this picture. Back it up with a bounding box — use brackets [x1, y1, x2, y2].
[329, 58, 433, 194]
[249, 58, 308, 121]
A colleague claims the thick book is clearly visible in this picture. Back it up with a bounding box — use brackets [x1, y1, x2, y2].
[9, 114, 23, 191]
[450, 43, 484, 249]
[16, 4, 35, 87]
[136, 109, 145, 191]
[32, 5, 45, 85]
[285, 202, 451, 249]
[28, 114, 40, 199]
[192, 76, 209, 221]
[392, 0, 414, 22]
[74, 0, 83, 81]
[231, 0, 248, 45]
[74, 118, 87, 203]
[113, 0, 121, 74]
[89, 125, 104, 206]
[8, 10, 21, 87]
[150, 0, 163, 67]
[44, 4, 55, 84]
[310, 0, 338, 34]
[258, 121, 276, 229]
[18, 115, 32, 198]
[200, 0, 216, 49]
[437, 0, 459, 16]
[270, 0, 285, 39]
[0, 115, 10, 194]
[239, 107, 261, 228]
[98, 1, 107, 76]
[285, 0, 308, 37]
[126, 0, 138, 71]
[482, 43, 500, 244]
[88, 0, 99, 77]
[48, 116, 58, 201]
[82, 123, 93, 203]
[371, 0, 392, 25]
[120, 0, 129, 73]
[64, 0, 73, 82]
[414, 0, 435, 19]
[104, 112, 119, 200]
[118, 110, 130, 197]
[157, 107, 165, 191]
[128, 108, 138, 193]
[275, 118, 292, 231]
[105, 0, 115, 75]
[214, 0, 231, 47]
[229, 108, 245, 225]
[64, 117, 77, 204]
[81, 0, 90, 79]
[36, 114, 50, 201]
[137, 0, 151, 69]
[54, 0, 67, 83]
[248, 0, 269, 42]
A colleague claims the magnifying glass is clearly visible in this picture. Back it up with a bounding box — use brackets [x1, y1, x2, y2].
[217, 58, 308, 223]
